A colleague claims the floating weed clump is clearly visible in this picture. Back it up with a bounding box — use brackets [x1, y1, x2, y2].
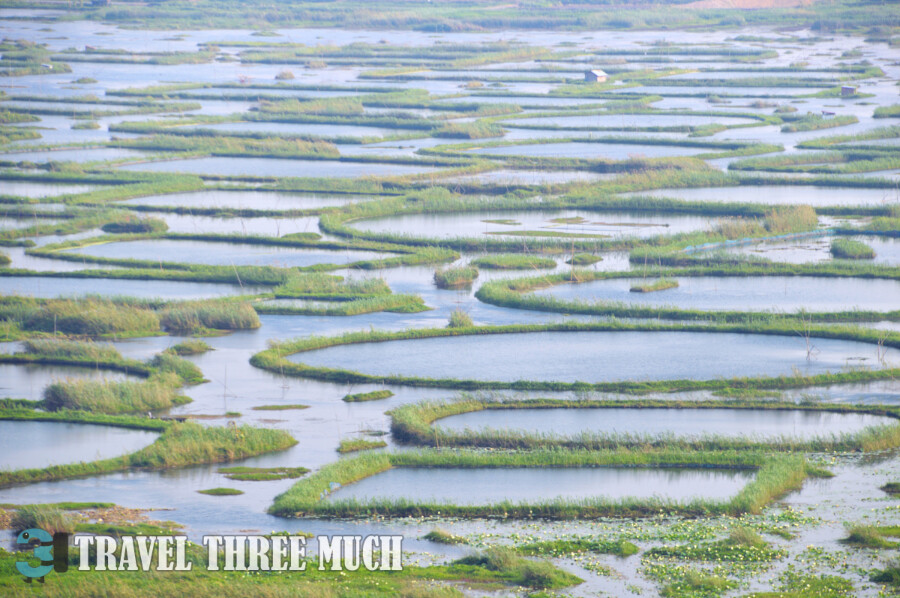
[197, 487, 243, 496]
[101, 216, 168, 234]
[423, 528, 468, 545]
[343, 389, 394, 402]
[517, 537, 639, 558]
[629, 277, 679, 293]
[470, 254, 556, 270]
[217, 466, 309, 482]
[434, 265, 479, 289]
[830, 238, 875, 259]
[337, 438, 388, 453]
[447, 308, 474, 328]
[451, 547, 583, 590]
[252, 404, 309, 411]
[168, 339, 212, 355]
[566, 253, 603, 265]
[840, 524, 900, 549]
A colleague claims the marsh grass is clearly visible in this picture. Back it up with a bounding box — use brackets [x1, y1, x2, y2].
[841, 524, 900, 549]
[217, 466, 309, 481]
[252, 404, 309, 411]
[16, 298, 161, 336]
[447, 308, 474, 328]
[470, 254, 556, 270]
[343, 390, 394, 403]
[197, 488, 244, 496]
[101, 216, 168, 234]
[43, 373, 189, 414]
[337, 438, 388, 453]
[882, 482, 900, 495]
[831, 238, 875, 259]
[451, 548, 582, 590]
[517, 537, 638, 557]
[423, 528, 468, 545]
[10, 505, 74, 535]
[567, 253, 603, 265]
[159, 300, 260, 333]
[168, 339, 212, 355]
[629, 277, 678, 293]
[434, 265, 478, 289]
[0, 420, 297, 488]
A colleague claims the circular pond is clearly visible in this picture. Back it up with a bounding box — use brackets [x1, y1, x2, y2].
[0, 420, 158, 470]
[292, 330, 896, 383]
[436, 408, 895, 440]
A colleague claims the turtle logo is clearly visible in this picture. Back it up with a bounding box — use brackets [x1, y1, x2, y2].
[15, 528, 69, 583]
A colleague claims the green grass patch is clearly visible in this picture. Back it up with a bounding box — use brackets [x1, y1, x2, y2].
[517, 537, 638, 558]
[841, 524, 900, 549]
[882, 482, 900, 495]
[434, 265, 478, 289]
[168, 339, 212, 355]
[198, 487, 244, 496]
[343, 389, 394, 403]
[447, 308, 474, 328]
[160, 300, 261, 333]
[270, 448, 818, 519]
[337, 438, 388, 453]
[217, 466, 309, 482]
[470, 254, 556, 270]
[566, 253, 603, 265]
[629, 277, 678, 293]
[252, 404, 310, 411]
[830, 238, 875, 259]
[423, 528, 468, 545]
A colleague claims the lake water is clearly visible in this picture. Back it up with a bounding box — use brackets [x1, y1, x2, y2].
[327, 466, 755, 504]
[470, 141, 710, 159]
[294, 330, 896, 383]
[121, 189, 382, 211]
[354, 209, 718, 239]
[66, 239, 400, 268]
[437, 408, 895, 440]
[118, 157, 442, 178]
[628, 185, 900, 207]
[0, 421, 159, 470]
[534, 276, 900, 313]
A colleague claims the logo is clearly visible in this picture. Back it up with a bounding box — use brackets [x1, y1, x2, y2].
[15, 528, 69, 584]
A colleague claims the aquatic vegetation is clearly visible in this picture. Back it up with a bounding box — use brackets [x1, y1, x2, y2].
[337, 438, 388, 453]
[9, 505, 74, 535]
[0, 419, 297, 488]
[517, 537, 638, 557]
[168, 339, 213, 355]
[882, 482, 900, 495]
[629, 277, 679, 293]
[43, 373, 189, 414]
[159, 300, 261, 333]
[252, 404, 309, 411]
[434, 265, 479, 289]
[840, 524, 900, 549]
[451, 548, 582, 590]
[423, 528, 468, 545]
[100, 216, 169, 234]
[217, 466, 309, 481]
[470, 254, 556, 270]
[830, 238, 875, 259]
[566, 253, 603, 265]
[343, 389, 394, 402]
[447, 308, 474, 328]
[197, 487, 244, 496]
